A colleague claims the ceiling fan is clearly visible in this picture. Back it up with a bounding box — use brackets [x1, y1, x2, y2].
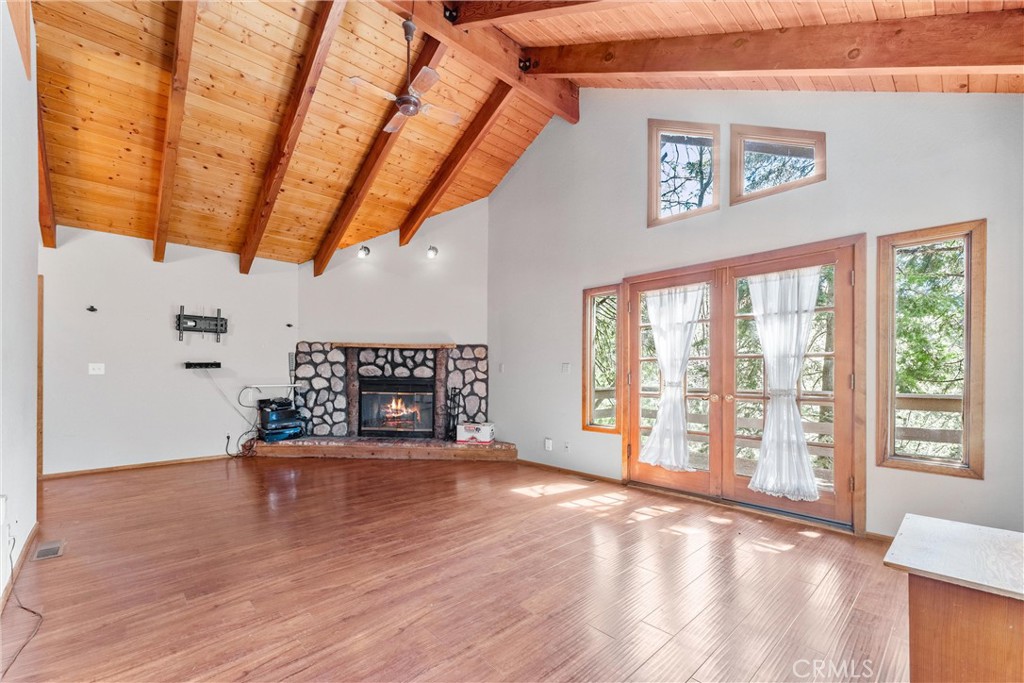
[348, 17, 461, 133]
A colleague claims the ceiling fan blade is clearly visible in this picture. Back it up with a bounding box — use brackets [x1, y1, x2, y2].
[348, 75, 397, 102]
[421, 103, 461, 127]
[409, 66, 440, 96]
[383, 111, 408, 133]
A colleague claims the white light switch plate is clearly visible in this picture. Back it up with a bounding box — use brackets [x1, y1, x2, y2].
[544, 438, 553, 452]
[561, 362, 571, 374]
[88, 363, 105, 375]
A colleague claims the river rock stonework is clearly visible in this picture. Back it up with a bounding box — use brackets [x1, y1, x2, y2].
[447, 345, 488, 423]
[292, 342, 488, 439]
[294, 342, 347, 436]
[357, 347, 435, 379]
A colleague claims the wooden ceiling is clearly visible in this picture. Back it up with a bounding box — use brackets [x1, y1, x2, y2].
[33, 1, 1023, 273]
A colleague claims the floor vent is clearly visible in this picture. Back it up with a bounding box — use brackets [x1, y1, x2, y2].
[31, 540, 65, 561]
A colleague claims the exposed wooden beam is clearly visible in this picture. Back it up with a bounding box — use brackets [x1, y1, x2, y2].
[522, 10, 1024, 78]
[152, 0, 198, 262]
[37, 98, 56, 249]
[451, 0, 614, 27]
[398, 80, 513, 246]
[239, 0, 348, 274]
[378, 0, 578, 123]
[312, 37, 448, 277]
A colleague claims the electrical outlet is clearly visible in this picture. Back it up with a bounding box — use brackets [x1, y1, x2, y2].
[498, 363, 505, 373]
[561, 362, 571, 374]
[88, 363, 105, 375]
[544, 438, 553, 452]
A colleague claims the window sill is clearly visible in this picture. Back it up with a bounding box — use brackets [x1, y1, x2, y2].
[877, 454, 983, 480]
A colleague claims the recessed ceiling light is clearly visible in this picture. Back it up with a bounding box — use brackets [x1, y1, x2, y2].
[426, 245, 439, 259]
[357, 245, 370, 259]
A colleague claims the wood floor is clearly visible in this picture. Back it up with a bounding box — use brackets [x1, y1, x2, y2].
[2, 458, 909, 682]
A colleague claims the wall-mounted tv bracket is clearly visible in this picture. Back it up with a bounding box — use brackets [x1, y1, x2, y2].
[176, 306, 228, 342]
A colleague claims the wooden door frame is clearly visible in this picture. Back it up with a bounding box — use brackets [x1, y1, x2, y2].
[625, 267, 720, 496]
[619, 234, 868, 533]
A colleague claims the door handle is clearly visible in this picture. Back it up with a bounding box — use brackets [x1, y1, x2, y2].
[725, 394, 734, 402]
[709, 393, 720, 402]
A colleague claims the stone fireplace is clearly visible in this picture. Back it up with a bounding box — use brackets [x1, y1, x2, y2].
[293, 342, 489, 439]
[358, 378, 434, 438]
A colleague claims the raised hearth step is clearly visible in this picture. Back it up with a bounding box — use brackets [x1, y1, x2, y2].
[251, 436, 517, 462]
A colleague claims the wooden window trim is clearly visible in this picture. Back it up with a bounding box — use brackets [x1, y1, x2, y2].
[648, 119, 721, 228]
[876, 219, 986, 479]
[729, 124, 826, 206]
[583, 284, 623, 434]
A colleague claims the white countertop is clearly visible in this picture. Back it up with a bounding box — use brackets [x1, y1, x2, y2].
[883, 514, 1024, 600]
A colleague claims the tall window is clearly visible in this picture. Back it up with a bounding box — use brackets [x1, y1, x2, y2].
[583, 285, 620, 432]
[877, 220, 986, 478]
[648, 119, 720, 227]
[730, 124, 826, 205]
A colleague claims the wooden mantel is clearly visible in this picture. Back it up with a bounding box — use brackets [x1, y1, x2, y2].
[330, 342, 458, 350]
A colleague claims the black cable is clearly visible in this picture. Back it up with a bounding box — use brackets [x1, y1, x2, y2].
[2, 537, 43, 677]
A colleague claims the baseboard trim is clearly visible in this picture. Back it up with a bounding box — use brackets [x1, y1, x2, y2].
[42, 454, 231, 480]
[864, 531, 895, 544]
[2, 522, 40, 612]
[516, 459, 624, 485]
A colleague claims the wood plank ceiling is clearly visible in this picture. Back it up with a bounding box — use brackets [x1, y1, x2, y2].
[34, 1, 1024, 273]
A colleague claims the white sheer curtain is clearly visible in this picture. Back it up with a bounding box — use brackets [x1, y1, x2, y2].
[639, 284, 705, 472]
[747, 266, 821, 501]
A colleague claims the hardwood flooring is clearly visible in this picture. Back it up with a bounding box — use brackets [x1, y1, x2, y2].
[1, 458, 909, 682]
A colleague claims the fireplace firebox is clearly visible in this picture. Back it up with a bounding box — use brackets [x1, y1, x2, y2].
[358, 378, 434, 438]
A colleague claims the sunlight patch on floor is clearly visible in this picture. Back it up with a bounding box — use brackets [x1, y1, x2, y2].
[626, 504, 680, 523]
[559, 492, 628, 514]
[510, 482, 588, 498]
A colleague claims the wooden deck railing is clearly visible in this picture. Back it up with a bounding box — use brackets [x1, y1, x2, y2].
[592, 389, 963, 448]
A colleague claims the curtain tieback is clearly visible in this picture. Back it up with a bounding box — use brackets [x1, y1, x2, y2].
[663, 381, 684, 388]
[767, 389, 798, 399]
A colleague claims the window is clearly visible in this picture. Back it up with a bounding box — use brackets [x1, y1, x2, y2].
[583, 285, 620, 432]
[877, 220, 986, 478]
[730, 124, 826, 205]
[648, 119, 720, 227]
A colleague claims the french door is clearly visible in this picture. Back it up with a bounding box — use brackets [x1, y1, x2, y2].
[626, 241, 856, 526]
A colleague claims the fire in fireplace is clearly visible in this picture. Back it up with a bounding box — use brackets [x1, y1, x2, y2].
[358, 379, 434, 438]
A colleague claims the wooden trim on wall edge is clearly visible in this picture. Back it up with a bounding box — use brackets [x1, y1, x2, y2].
[42, 454, 231, 480]
[1, 522, 40, 612]
[517, 459, 625, 485]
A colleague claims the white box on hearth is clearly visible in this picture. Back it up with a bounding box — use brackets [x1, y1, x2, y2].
[456, 422, 495, 444]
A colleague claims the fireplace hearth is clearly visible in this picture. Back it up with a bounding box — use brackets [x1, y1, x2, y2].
[358, 378, 434, 438]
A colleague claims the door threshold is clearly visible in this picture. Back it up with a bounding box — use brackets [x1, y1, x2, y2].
[628, 481, 855, 535]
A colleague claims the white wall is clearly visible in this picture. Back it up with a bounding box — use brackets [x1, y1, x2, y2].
[0, 10, 40, 589]
[38, 229, 298, 473]
[487, 89, 1024, 536]
[298, 199, 489, 345]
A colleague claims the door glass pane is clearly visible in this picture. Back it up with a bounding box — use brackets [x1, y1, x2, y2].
[640, 360, 660, 392]
[800, 403, 835, 445]
[640, 326, 656, 358]
[686, 359, 709, 392]
[640, 397, 659, 429]
[736, 318, 761, 354]
[735, 357, 763, 393]
[735, 400, 764, 438]
[688, 435, 710, 471]
[806, 312, 835, 354]
[735, 444, 759, 477]
[816, 264, 835, 308]
[800, 357, 834, 395]
[686, 397, 709, 432]
[810, 449, 834, 490]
